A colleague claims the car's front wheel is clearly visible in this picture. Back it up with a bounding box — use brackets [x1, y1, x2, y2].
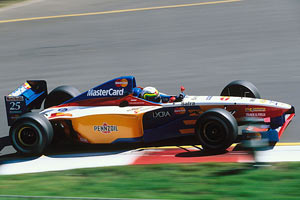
[196, 108, 238, 151]
[221, 80, 261, 98]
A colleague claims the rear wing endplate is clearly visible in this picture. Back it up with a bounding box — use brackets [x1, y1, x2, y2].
[4, 80, 47, 126]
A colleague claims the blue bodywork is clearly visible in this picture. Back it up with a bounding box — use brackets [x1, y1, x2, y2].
[65, 76, 136, 103]
[142, 106, 199, 142]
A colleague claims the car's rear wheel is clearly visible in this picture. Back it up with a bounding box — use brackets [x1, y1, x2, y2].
[10, 113, 53, 155]
[196, 108, 238, 151]
[44, 85, 80, 109]
[221, 80, 261, 98]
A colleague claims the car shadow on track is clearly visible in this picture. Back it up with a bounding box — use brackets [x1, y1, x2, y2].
[0, 143, 137, 163]
[0, 136, 201, 162]
[0, 135, 275, 164]
[175, 149, 229, 157]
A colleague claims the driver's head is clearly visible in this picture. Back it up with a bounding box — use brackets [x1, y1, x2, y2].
[140, 87, 160, 102]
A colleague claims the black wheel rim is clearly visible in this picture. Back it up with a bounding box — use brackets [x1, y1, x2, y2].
[202, 120, 226, 144]
[17, 126, 38, 147]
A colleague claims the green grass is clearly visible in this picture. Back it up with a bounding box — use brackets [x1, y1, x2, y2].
[1, 163, 300, 199]
[0, 0, 27, 8]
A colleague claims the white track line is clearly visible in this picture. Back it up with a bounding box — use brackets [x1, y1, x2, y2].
[255, 146, 300, 163]
[0, 150, 144, 175]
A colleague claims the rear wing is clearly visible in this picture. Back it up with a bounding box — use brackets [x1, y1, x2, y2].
[4, 80, 47, 126]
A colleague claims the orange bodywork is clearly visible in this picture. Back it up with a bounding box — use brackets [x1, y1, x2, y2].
[70, 113, 144, 143]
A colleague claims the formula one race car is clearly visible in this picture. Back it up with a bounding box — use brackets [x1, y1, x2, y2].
[4, 76, 295, 155]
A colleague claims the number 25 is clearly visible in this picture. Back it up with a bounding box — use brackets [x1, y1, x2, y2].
[10, 102, 21, 111]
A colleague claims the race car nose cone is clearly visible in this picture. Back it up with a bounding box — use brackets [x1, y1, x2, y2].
[286, 106, 295, 114]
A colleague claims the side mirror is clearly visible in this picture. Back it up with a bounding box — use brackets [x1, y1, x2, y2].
[181, 86, 185, 92]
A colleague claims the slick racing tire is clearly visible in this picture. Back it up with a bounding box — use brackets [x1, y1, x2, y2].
[10, 113, 53, 155]
[44, 85, 80, 109]
[196, 108, 238, 151]
[221, 80, 261, 98]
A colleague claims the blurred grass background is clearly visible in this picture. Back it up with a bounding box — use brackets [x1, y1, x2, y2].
[1, 162, 300, 199]
[0, 0, 26, 8]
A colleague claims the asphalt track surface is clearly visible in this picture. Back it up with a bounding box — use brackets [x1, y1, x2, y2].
[0, 0, 300, 156]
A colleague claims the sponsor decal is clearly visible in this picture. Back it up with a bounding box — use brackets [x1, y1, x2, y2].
[49, 113, 73, 118]
[206, 96, 213, 100]
[58, 108, 68, 112]
[246, 126, 269, 132]
[126, 107, 141, 114]
[153, 111, 171, 118]
[259, 99, 267, 103]
[6, 96, 24, 101]
[9, 114, 21, 121]
[181, 102, 196, 106]
[87, 88, 124, 97]
[79, 137, 89, 143]
[24, 82, 31, 89]
[9, 82, 31, 96]
[174, 107, 186, 115]
[220, 96, 230, 101]
[129, 101, 146, 105]
[245, 107, 266, 112]
[94, 123, 119, 134]
[245, 107, 266, 118]
[188, 109, 202, 116]
[245, 113, 266, 117]
[115, 79, 128, 87]
[5, 96, 25, 115]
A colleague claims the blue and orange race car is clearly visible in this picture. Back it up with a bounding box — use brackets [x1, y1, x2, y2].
[4, 76, 295, 155]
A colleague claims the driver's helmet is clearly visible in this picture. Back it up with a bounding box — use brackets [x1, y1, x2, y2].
[140, 87, 161, 102]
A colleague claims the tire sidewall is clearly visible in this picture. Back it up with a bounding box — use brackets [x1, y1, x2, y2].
[10, 121, 47, 154]
[221, 80, 261, 99]
[44, 85, 80, 109]
[196, 109, 238, 150]
[10, 113, 53, 155]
